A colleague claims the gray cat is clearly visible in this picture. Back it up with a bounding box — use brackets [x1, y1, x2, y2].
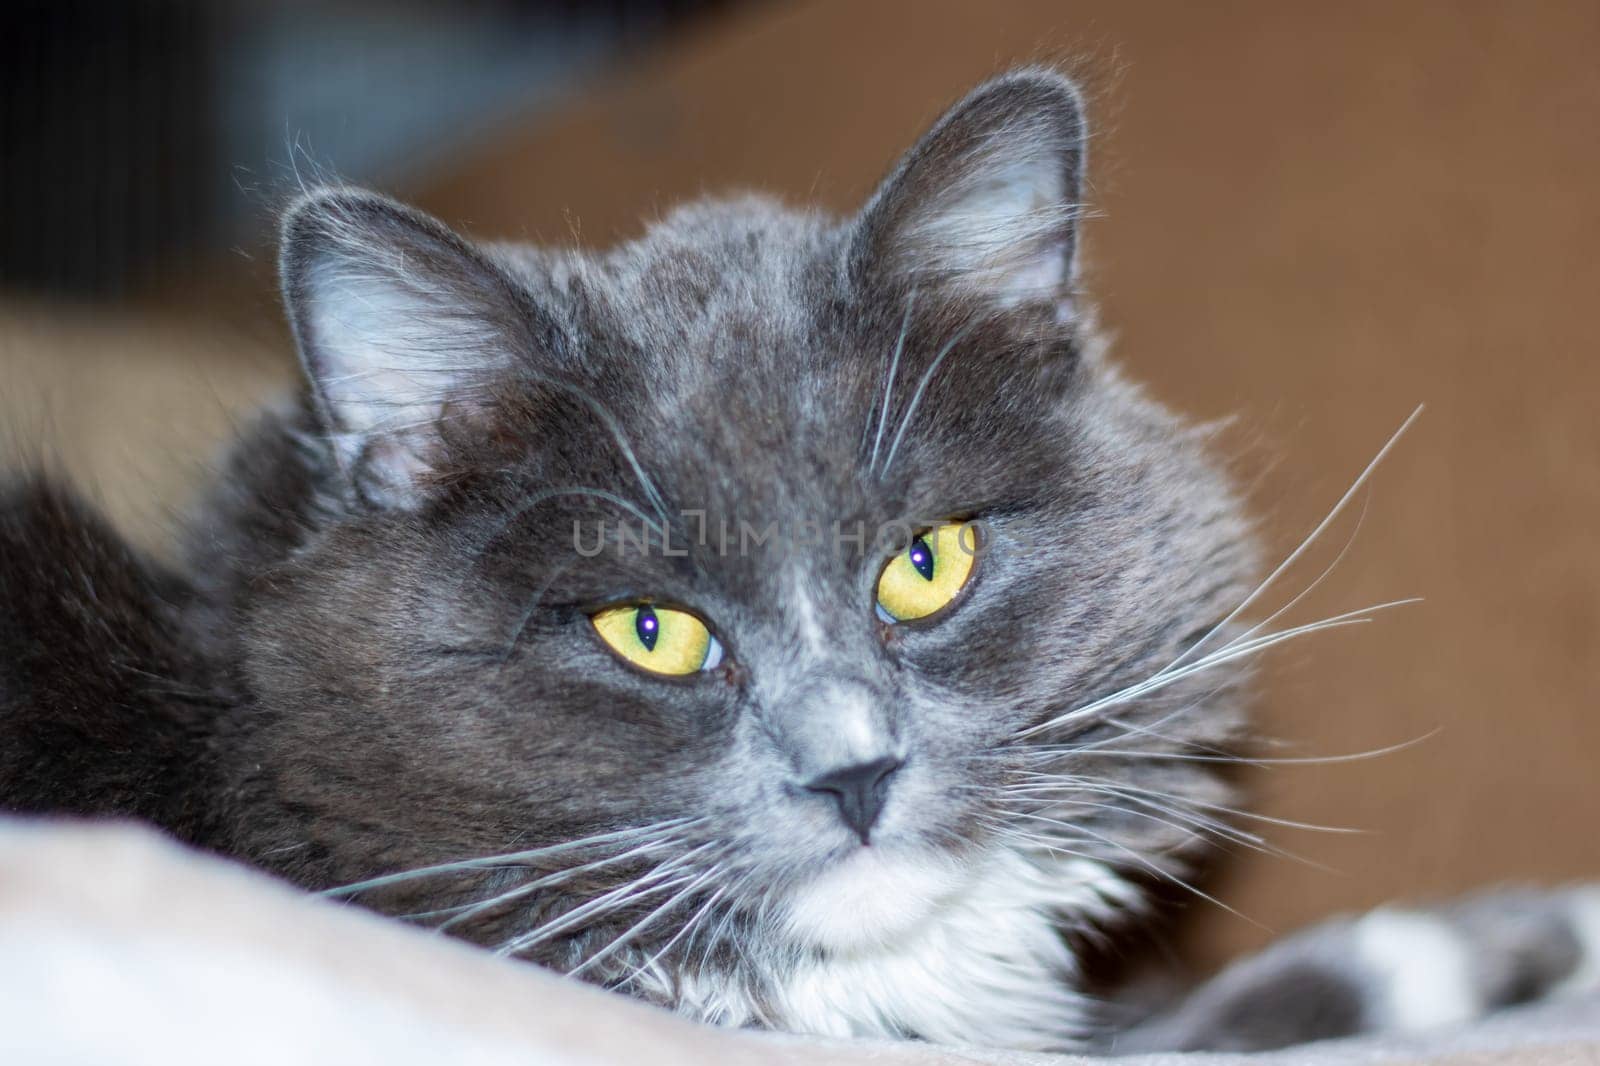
[1, 69, 1594, 1052]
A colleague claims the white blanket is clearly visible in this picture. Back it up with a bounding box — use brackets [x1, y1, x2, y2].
[1, 818, 1595, 1065]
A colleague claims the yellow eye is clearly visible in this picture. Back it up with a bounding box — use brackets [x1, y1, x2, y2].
[591, 604, 723, 677]
[875, 521, 979, 623]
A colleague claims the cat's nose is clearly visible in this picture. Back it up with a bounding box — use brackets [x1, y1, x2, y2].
[804, 756, 902, 844]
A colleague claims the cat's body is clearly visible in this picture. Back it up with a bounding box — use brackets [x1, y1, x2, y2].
[2, 70, 1596, 1052]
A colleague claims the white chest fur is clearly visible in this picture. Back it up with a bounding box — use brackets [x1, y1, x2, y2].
[672, 851, 1138, 1051]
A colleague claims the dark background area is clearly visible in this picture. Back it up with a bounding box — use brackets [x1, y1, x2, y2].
[0, 0, 730, 298]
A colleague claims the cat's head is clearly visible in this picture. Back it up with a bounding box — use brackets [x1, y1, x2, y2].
[237, 69, 1255, 1004]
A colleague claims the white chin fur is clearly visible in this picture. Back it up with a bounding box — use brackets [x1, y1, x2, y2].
[662, 848, 1142, 1050]
[782, 847, 966, 952]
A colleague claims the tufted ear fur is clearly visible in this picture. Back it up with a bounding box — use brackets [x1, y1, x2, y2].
[851, 69, 1088, 319]
[279, 189, 542, 508]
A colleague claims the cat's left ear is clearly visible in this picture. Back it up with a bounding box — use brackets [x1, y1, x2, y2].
[280, 189, 545, 508]
[850, 69, 1087, 317]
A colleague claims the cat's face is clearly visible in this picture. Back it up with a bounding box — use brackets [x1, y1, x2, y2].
[242, 71, 1255, 1002]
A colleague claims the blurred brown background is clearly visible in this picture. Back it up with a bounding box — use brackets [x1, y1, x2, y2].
[3, 0, 1598, 977]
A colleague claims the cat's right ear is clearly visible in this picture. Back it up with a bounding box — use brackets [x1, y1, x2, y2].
[279, 189, 542, 508]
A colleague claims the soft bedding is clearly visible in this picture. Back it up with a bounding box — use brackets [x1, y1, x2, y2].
[1, 818, 1595, 1065]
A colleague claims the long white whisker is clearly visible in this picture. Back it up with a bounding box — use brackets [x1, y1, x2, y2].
[427, 835, 684, 931]
[998, 778, 1345, 869]
[498, 872, 690, 958]
[609, 880, 729, 987]
[1055, 692, 1225, 758]
[1166, 404, 1423, 674]
[1021, 728, 1441, 767]
[697, 875, 753, 974]
[1099, 713, 1241, 762]
[1216, 491, 1372, 668]
[567, 862, 724, 979]
[1002, 783, 1269, 853]
[1014, 600, 1419, 740]
[1012, 812, 1269, 931]
[1096, 601, 1410, 711]
[534, 374, 671, 524]
[1080, 779, 1362, 837]
[498, 841, 716, 957]
[988, 830, 1106, 865]
[878, 319, 977, 478]
[322, 818, 698, 897]
[486, 486, 666, 547]
[999, 793, 1215, 849]
[678, 883, 740, 975]
[867, 290, 916, 470]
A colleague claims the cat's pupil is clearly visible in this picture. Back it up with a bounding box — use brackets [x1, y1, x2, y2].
[909, 537, 935, 581]
[635, 607, 659, 651]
